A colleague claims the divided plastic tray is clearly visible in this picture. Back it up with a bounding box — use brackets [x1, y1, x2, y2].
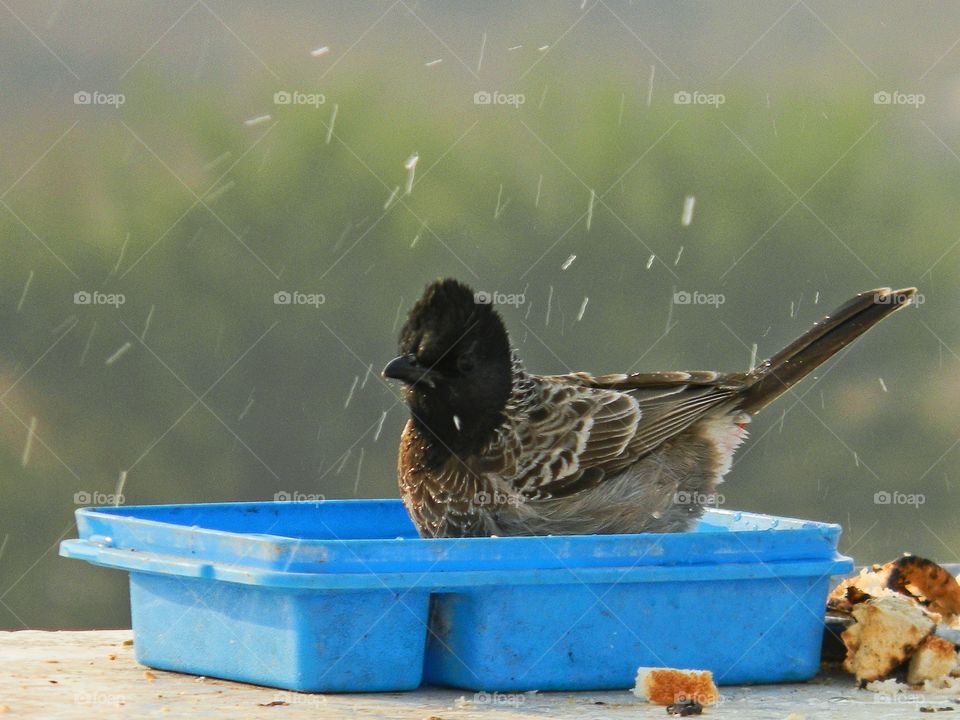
[60, 499, 852, 692]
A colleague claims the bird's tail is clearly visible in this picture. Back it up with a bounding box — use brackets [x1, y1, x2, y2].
[736, 287, 916, 414]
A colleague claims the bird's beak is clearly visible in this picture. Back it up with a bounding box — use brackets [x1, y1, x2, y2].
[382, 354, 437, 388]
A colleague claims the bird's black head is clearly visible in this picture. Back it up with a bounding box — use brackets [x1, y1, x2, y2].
[383, 278, 513, 461]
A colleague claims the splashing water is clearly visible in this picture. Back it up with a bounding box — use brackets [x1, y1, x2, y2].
[16, 270, 33, 312]
[354, 448, 365, 493]
[476, 32, 486, 72]
[383, 186, 400, 210]
[576, 297, 589, 321]
[344, 376, 359, 408]
[325, 104, 338, 144]
[141, 304, 155, 342]
[79, 322, 97, 366]
[105, 342, 132, 365]
[681, 195, 695, 226]
[115, 471, 127, 506]
[373, 410, 388, 442]
[238, 392, 255, 421]
[404, 153, 419, 195]
[21, 416, 37, 467]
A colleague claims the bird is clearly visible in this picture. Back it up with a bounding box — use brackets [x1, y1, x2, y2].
[382, 278, 916, 538]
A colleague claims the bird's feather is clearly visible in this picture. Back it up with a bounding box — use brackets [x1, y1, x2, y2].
[482, 370, 743, 501]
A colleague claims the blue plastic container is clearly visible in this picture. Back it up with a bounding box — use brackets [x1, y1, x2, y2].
[60, 500, 851, 692]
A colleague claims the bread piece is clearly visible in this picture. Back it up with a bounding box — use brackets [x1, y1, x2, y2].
[842, 595, 935, 682]
[907, 635, 958, 686]
[632, 667, 719, 706]
[829, 555, 960, 620]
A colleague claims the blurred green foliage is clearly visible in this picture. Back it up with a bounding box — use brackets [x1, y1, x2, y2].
[1, 59, 957, 629]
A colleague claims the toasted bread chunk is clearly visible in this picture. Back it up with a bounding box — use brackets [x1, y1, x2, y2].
[907, 635, 959, 686]
[842, 595, 935, 682]
[632, 667, 719, 706]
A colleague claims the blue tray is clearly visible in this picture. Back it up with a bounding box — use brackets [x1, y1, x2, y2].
[60, 500, 852, 692]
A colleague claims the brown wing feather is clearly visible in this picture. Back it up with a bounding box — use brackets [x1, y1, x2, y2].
[484, 370, 745, 500]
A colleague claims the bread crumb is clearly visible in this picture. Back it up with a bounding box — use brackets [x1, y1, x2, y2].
[122, 639, 134, 646]
[143, 670, 157, 682]
[864, 677, 912, 695]
[923, 675, 960, 693]
[633, 667, 719, 705]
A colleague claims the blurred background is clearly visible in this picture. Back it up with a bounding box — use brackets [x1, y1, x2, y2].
[1, 1, 958, 630]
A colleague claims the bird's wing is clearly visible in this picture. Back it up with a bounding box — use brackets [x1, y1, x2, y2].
[484, 371, 746, 499]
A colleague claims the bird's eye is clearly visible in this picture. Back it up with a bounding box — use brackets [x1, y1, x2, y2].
[456, 354, 475, 374]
